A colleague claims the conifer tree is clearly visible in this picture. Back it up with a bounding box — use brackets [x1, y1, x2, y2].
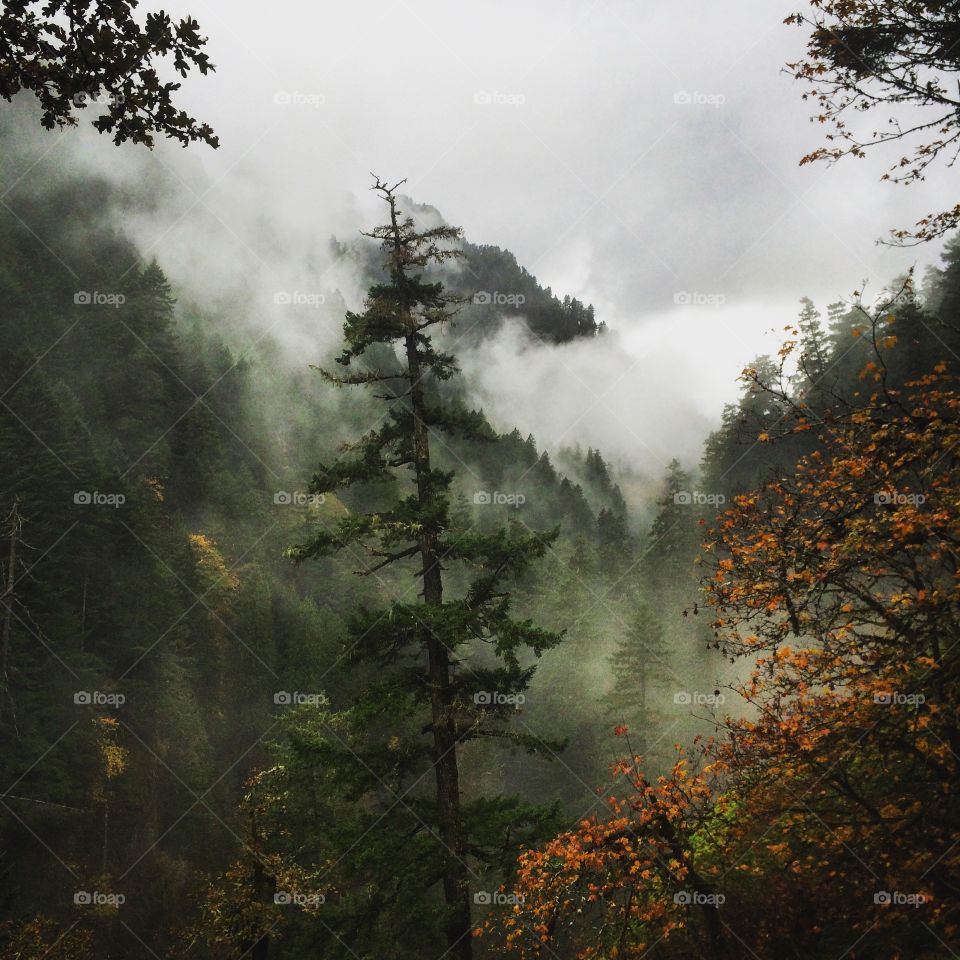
[285, 178, 563, 960]
[793, 296, 830, 393]
[608, 599, 670, 756]
[645, 459, 696, 594]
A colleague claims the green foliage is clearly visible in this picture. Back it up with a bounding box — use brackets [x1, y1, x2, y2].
[0, 0, 218, 146]
[608, 599, 670, 751]
[235, 180, 566, 960]
[0, 155, 637, 959]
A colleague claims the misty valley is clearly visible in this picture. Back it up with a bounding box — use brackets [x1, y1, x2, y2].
[1, 3, 960, 960]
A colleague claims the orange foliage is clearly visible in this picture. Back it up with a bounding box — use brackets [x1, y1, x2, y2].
[487, 365, 960, 959]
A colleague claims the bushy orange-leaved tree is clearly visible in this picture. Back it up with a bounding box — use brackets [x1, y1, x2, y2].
[484, 335, 960, 959]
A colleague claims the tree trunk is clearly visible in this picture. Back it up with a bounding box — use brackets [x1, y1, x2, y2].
[403, 316, 472, 960]
[379, 186, 472, 960]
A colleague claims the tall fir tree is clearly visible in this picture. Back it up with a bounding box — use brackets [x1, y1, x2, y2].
[279, 178, 563, 960]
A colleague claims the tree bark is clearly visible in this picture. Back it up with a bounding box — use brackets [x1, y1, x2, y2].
[389, 190, 472, 960]
[404, 329, 473, 960]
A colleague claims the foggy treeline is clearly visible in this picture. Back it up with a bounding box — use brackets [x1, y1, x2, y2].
[2, 2, 960, 959]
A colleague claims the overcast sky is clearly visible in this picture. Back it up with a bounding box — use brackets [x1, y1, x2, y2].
[11, 0, 954, 475]
[166, 0, 947, 298]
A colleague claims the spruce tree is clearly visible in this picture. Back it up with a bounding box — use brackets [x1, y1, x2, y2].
[608, 599, 669, 756]
[286, 178, 563, 960]
[793, 296, 830, 393]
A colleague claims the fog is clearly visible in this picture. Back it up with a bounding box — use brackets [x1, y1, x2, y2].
[4, 5, 957, 956]
[4, 0, 950, 473]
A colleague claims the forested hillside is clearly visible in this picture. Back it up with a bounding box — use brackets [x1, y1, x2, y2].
[0, 147, 669, 959]
[3, 1, 960, 958]
[492, 257, 960, 959]
[11, 142, 960, 958]
[343, 198, 602, 345]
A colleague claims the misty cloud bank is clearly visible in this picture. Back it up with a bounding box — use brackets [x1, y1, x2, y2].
[5, 0, 953, 484]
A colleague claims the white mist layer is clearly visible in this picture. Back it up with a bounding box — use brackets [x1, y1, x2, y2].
[455, 301, 790, 480]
